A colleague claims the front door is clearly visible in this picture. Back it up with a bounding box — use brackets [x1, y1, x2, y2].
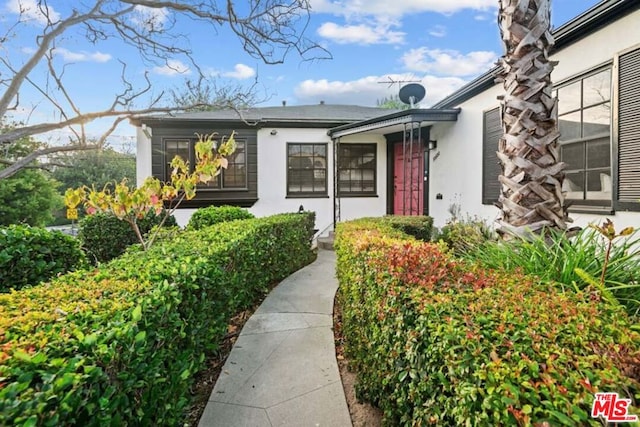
[393, 142, 424, 215]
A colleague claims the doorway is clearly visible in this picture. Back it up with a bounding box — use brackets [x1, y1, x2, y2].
[393, 141, 426, 215]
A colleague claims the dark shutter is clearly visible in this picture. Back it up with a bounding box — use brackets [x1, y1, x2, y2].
[618, 47, 640, 208]
[482, 107, 503, 205]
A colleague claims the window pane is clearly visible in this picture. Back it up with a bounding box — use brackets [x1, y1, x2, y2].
[564, 171, 585, 200]
[587, 138, 610, 169]
[582, 103, 610, 138]
[583, 69, 611, 107]
[561, 142, 585, 171]
[586, 170, 611, 200]
[287, 143, 326, 195]
[223, 141, 246, 188]
[558, 111, 581, 141]
[558, 81, 581, 114]
[165, 140, 190, 181]
[338, 144, 376, 195]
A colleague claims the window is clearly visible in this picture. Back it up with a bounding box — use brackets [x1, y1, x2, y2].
[482, 108, 503, 205]
[338, 144, 377, 196]
[287, 143, 327, 196]
[557, 68, 612, 205]
[164, 138, 247, 190]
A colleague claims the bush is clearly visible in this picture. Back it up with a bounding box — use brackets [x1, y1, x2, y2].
[436, 215, 496, 256]
[336, 218, 640, 426]
[78, 210, 177, 263]
[187, 205, 255, 230]
[382, 215, 433, 241]
[0, 212, 315, 426]
[466, 226, 640, 318]
[0, 225, 86, 291]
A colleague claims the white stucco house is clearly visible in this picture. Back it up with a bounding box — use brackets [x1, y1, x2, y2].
[134, 0, 640, 232]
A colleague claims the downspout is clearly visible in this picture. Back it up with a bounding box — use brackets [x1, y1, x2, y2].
[332, 136, 341, 227]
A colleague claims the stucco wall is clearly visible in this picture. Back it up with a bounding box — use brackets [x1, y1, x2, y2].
[429, 8, 640, 231]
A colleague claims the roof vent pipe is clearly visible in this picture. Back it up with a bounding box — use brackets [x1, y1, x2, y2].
[320, 100, 325, 105]
[282, 100, 287, 106]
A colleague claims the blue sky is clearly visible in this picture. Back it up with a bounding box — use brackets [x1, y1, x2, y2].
[2, 0, 603, 147]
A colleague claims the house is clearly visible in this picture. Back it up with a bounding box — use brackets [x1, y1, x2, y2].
[134, 0, 640, 233]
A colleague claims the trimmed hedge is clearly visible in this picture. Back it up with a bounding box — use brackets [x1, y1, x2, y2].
[0, 225, 86, 291]
[78, 210, 177, 263]
[336, 218, 640, 426]
[382, 215, 433, 241]
[0, 212, 315, 426]
[187, 205, 255, 230]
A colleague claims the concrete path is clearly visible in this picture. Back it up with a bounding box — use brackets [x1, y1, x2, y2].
[198, 250, 352, 427]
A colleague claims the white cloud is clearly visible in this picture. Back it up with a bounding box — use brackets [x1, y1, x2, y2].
[223, 63, 256, 80]
[428, 25, 446, 38]
[51, 48, 112, 63]
[401, 47, 497, 77]
[152, 59, 191, 76]
[7, 0, 60, 25]
[475, 14, 490, 21]
[318, 21, 405, 45]
[311, 0, 495, 19]
[131, 5, 169, 31]
[294, 73, 466, 107]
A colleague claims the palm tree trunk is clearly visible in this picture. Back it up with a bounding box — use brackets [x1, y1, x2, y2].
[496, 0, 570, 238]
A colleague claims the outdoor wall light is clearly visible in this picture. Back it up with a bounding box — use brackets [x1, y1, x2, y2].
[270, 129, 278, 135]
[428, 140, 437, 150]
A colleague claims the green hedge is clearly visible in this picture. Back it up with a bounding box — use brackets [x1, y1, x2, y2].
[78, 210, 177, 263]
[0, 225, 86, 291]
[187, 205, 255, 230]
[382, 215, 433, 241]
[0, 212, 315, 426]
[336, 218, 640, 426]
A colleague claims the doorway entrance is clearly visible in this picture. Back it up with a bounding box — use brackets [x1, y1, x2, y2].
[393, 141, 426, 215]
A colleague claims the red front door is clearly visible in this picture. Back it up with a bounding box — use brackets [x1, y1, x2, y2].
[394, 142, 424, 215]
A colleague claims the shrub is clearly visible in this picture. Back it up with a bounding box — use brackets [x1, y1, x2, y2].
[382, 215, 433, 241]
[187, 205, 255, 230]
[0, 212, 315, 426]
[436, 215, 496, 256]
[466, 226, 640, 318]
[336, 218, 640, 426]
[0, 225, 86, 291]
[78, 210, 177, 263]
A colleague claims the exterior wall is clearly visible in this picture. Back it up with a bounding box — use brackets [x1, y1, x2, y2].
[429, 8, 640, 231]
[250, 128, 387, 234]
[136, 126, 152, 187]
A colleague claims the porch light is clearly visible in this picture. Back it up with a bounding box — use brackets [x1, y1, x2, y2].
[428, 140, 437, 150]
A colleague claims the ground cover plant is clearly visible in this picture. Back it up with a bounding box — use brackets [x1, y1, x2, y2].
[0, 225, 86, 291]
[335, 218, 640, 426]
[0, 212, 315, 426]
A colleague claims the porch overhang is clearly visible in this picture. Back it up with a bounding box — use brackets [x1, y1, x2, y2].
[327, 108, 461, 139]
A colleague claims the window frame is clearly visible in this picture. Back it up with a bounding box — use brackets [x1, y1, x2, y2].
[286, 142, 329, 198]
[162, 137, 248, 191]
[556, 65, 613, 208]
[337, 143, 378, 197]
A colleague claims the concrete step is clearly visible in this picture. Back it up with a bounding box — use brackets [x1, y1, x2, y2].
[317, 235, 334, 251]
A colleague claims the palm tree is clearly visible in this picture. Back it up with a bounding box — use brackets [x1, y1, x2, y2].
[496, 0, 570, 238]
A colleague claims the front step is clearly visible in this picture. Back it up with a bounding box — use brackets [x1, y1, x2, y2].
[317, 231, 335, 250]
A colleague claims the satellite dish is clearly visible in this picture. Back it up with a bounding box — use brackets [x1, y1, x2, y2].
[399, 83, 426, 107]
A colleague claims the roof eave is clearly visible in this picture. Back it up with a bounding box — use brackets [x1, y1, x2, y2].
[328, 108, 461, 139]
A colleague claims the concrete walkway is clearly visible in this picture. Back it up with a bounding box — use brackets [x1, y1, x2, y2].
[198, 250, 352, 427]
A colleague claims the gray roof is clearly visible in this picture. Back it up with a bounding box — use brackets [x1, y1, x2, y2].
[136, 104, 400, 126]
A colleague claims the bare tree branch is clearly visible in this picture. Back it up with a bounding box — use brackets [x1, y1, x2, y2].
[1, 0, 328, 180]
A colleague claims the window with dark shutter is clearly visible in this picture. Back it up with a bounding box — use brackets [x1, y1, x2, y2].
[482, 107, 502, 205]
[617, 47, 640, 210]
